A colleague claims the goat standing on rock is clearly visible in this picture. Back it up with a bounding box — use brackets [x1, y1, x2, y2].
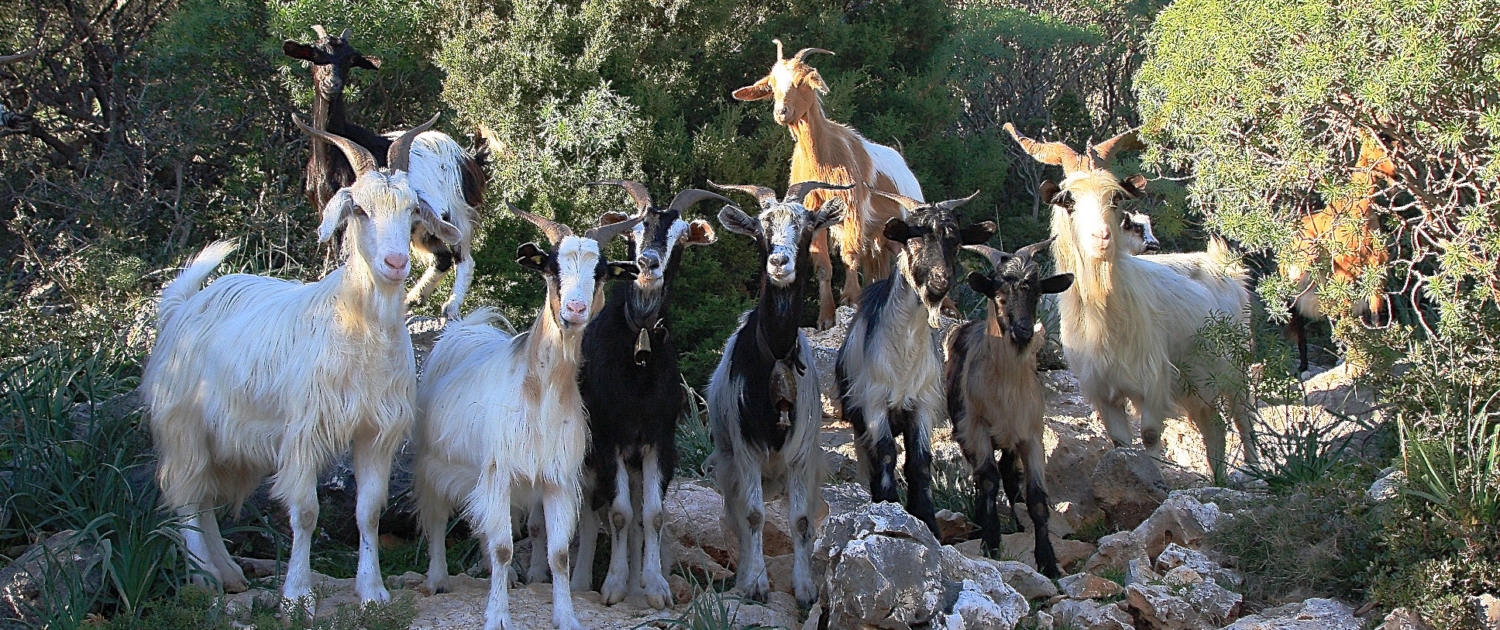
[284, 26, 486, 319]
[144, 116, 459, 608]
[946, 239, 1073, 578]
[705, 181, 849, 607]
[556, 181, 728, 608]
[836, 189, 996, 537]
[412, 205, 640, 630]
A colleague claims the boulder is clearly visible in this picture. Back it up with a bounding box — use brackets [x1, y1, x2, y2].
[993, 561, 1059, 599]
[1050, 598, 1134, 630]
[1083, 530, 1148, 575]
[663, 479, 793, 571]
[938, 546, 1033, 608]
[1367, 468, 1406, 503]
[1125, 556, 1160, 586]
[815, 502, 945, 628]
[935, 509, 974, 544]
[0, 531, 104, 626]
[1092, 448, 1169, 530]
[941, 580, 1027, 630]
[1058, 572, 1123, 599]
[1126, 580, 1242, 629]
[1155, 543, 1242, 588]
[1472, 594, 1500, 630]
[1132, 494, 1222, 560]
[1031, 609, 1055, 630]
[1222, 598, 1362, 630]
[1000, 531, 1095, 573]
[1378, 607, 1432, 630]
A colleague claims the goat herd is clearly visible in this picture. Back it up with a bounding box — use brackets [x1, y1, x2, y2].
[137, 28, 1378, 630]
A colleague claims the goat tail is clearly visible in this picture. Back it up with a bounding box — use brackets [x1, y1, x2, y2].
[448, 306, 516, 334]
[158, 240, 237, 331]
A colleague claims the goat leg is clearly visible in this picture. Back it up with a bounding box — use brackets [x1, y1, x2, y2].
[970, 454, 1003, 555]
[1020, 440, 1061, 578]
[901, 415, 940, 538]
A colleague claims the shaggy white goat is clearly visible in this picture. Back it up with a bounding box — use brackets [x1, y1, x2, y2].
[401, 131, 484, 319]
[413, 205, 639, 630]
[143, 116, 460, 607]
[1006, 123, 1258, 475]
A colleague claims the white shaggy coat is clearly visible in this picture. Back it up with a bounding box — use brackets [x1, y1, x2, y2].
[400, 131, 478, 319]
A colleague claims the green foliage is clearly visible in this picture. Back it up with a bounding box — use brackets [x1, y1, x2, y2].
[642, 587, 775, 630]
[676, 382, 715, 479]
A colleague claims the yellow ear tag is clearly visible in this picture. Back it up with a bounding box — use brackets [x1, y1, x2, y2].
[532, 256, 545, 265]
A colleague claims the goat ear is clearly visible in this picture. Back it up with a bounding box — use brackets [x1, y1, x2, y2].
[417, 198, 462, 244]
[686, 219, 718, 246]
[960, 221, 997, 246]
[1038, 273, 1074, 295]
[967, 272, 996, 297]
[805, 70, 829, 95]
[883, 217, 913, 243]
[1120, 173, 1148, 198]
[718, 205, 761, 238]
[1040, 180, 1075, 209]
[515, 242, 549, 272]
[607, 261, 640, 281]
[283, 40, 319, 62]
[317, 189, 356, 243]
[732, 78, 774, 102]
[353, 54, 381, 70]
[812, 197, 845, 231]
[598, 211, 633, 227]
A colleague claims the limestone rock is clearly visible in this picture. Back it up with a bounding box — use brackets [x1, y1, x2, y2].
[1222, 598, 1362, 630]
[1132, 494, 1221, 560]
[0, 531, 103, 626]
[1092, 448, 1169, 530]
[1377, 607, 1431, 630]
[1050, 597, 1134, 630]
[1031, 609, 1055, 630]
[1058, 572, 1123, 599]
[1000, 531, 1095, 573]
[935, 509, 974, 544]
[1367, 468, 1407, 503]
[1126, 580, 1242, 630]
[941, 580, 1026, 630]
[994, 561, 1059, 599]
[1472, 594, 1500, 630]
[664, 479, 792, 571]
[938, 546, 1033, 607]
[1083, 530, 1147, 575]
[816, 502, 944, 628]
[1155, 543, 1242, 588]
[1125, 556, 1160, 586]
[1161, 566, 1204, 587]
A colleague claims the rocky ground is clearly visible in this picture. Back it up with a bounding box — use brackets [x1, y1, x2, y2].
[2, 308, 1432, 629]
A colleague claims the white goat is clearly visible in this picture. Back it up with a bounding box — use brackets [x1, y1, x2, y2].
[143, 116, 460, 607]
[401, 131, 485, 319]
[413, 205, 639, 630]
[1122, 211, 1160, 254]
[1006, 123, 1258, 476]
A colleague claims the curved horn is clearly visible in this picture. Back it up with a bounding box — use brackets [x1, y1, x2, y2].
[387, 113, 440, 173]
[708, 181, 778, 206]
[792, 47, 834, 64]
[294, 114, 377, 176]
[666, 189, 735, 215]
[584, 213, 642, 244]
[785, 181, 855, 206]
[934, 190, 981, 213]
[868, 187, 925, 211]
[773, 38, 785, 61]
[962, 244, 1007, 269]
[507, 202, 573, 245]
[1014, 236, 1057, 260]
[1004, 122, 1088, 173]
[1088, 128, 1143, 170]
[339, 27, 352, 41]
[312, 24, 327, 39]
[587, 180, 654, 212]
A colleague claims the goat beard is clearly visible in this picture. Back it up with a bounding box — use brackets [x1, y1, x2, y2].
[926, 305, 943, 329]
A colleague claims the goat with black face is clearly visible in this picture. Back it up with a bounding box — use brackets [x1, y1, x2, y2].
[946, 239, 1073, 578]
[553, 181, 727, 608]
[704, 181, 849, 607]
[836, 190, 996, 537]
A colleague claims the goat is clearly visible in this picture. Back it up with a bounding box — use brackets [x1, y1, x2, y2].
[412, 205, 639, 630]
[836, 190, 996, 537]
[143, 117, 459, 607]
[734, 40, 924, 331]
[1006, 122, 1258, 477]
[704, 181, 849, 607]
[537, 181, 728, 608]
[946, 239, 1073, 578]
[284, 26, 486, 319]
[1123, 211, 1160, 254]
[1280, 131, 1396, 372]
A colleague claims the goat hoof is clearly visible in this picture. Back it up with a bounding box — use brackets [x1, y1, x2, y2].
[443, 303, 461, 320]
[601, 574, 629, 605]
[643, 574, 672, 609]
[554, 617, 583, 630]
[222, 577, 249, 594]
[358, 585, 392, 604]
[744, 581, 770, 604]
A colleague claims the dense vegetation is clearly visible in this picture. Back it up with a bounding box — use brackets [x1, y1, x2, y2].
[1, 0, 1497, 625]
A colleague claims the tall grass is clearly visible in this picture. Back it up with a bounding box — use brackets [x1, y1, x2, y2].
[676, 381, 715, 479]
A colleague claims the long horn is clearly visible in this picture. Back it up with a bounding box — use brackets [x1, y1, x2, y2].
[587, 180, 654, 212]
[934, 190, 981, 213]
[507, 202, 573, 245]
[0, 49, 38, 65]
[312, 25, 327, 39]
[1088, 128, 1143, 170]
[1004, 122, 1088, 173]
[294, 114, 377, 176]
[667, 189, 734, 214]
[339, 27, 352, 41]
[962, 244, 1007, 269]
[387, 113, 440, 173]
[708, 181, 778, 206]
[773, 38, 784, 61]
[868, 187, 925, 211]
[785, 181, 855, 206]
[1014, 236, 1057, 260]
[792, 47, 834, 63]
[584, 213, 643, 244]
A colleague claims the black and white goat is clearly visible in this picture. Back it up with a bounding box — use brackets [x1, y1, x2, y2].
[946, 239, 1073, 578]
[413, 206, 639, 630]
[836, 190, 996, 537]
[283, 26, 486, 319]
[555, 181, 728, 608]
[704, 181, 849, 607]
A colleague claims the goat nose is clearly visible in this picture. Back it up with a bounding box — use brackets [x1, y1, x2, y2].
[637, 252, 662, 272]
[384, 253, 409, 270]
[768, 253, 790, 267]
[564, 300, 588, 316]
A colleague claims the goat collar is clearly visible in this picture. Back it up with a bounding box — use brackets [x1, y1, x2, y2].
[755, 319, 805, 429]
[624, 299, 667, 366]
